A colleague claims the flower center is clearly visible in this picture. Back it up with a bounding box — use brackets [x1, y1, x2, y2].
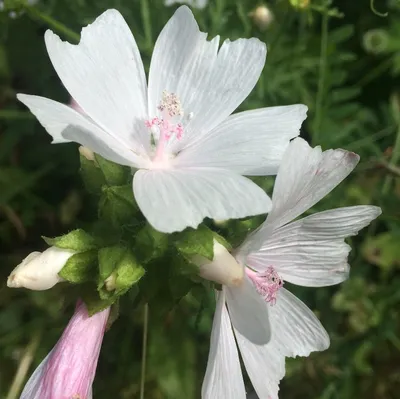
[246, 266, 283, 305]
[145, 91, 185, 163]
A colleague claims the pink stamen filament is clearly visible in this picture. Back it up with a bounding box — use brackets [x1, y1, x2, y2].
[145, 91, 184, 162]
[246, 266, 283, 305]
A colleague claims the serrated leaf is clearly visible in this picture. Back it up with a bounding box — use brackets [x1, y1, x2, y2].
[43, 229, 97, 252]
[58, 250, 97, 283]
[95, 154, 130, 186]
[135, 223, 169, 263]
[173, 225, 214, 260]
[99, 185, 138, 227]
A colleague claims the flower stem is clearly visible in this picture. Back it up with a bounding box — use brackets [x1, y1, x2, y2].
[140, 303, 149, 399]
[140, 0, 153, 50]
[0, 110, 35, 120]
[312, 11, 329, 146]
[6, 330, 41, 399]
[25, 6, 79, 43]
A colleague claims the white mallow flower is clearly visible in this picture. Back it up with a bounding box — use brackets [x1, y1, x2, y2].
[17, 6, 307, 233]
[200, 138, 381, 399]
[7, 247, 75, 290]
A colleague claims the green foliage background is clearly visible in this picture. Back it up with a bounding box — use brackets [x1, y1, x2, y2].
[0, 0, 399, 398]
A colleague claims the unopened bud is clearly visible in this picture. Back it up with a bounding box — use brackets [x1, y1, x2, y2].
[104, 274, 117, 291]
[79, 146, 95, 162]
[192, 239, 244, 287]
[250, 5, 274, 30]
[7, 247, 76, 290]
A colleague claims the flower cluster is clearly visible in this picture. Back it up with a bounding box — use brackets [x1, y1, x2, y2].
[8, 6, 381, 399]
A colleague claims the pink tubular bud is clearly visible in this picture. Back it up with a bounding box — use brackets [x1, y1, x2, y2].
[20, 301, 110, 399]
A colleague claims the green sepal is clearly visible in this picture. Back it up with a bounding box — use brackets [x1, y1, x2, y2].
[58, 250, 98, 283]
[212, 231, 232, 251]
[173, 224, 214, 260]
[98, 185, 138, 227]
[79, 154, 106, 194]
[97, 246, 145, 300]
[43, 229, 97, 252]
[135, 223, 169, 263]
[95, 154, 130, 186]
[82, 286, 115, 316]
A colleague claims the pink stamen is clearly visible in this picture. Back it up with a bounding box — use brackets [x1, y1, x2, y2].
[145, 91, 185, 162]
[246, 266, 283, 305]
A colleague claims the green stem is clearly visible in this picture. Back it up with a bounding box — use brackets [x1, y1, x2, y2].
[140, 0, 153, 51]
[313, 11, 329, 146]
[140, 303, 149, 399]
[356, 57, 392, 87]
[0, 110, 35, 120]
[6, 330, 41, 399]
[382, 121, 400, 194]
[25, 7, 79, 42]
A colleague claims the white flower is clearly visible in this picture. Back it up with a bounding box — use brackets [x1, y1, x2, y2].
[164, 0, 208, 9]
[7, 247, 75, 290]
[201, 138, 381, 399]
[17, 7, 307, 233]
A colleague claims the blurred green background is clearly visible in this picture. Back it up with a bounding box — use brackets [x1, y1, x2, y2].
[0, 0, 399, 398]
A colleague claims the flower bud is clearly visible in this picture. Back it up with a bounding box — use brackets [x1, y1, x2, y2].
[79, 146, 96, 162]
[7, 247, 76, 290]
[20, 301, 110, 399]
[192, 239, 244, 287]
[250, 5, 274, 30]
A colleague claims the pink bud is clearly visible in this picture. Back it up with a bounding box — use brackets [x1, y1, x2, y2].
[21, 301, 110, 399]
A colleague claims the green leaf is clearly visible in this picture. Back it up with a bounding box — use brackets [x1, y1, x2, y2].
[95, 154, 130, 186]
[167, 254, 199, 301]
[79, 154, 106, 194]
[98, 185, 138, 227]
[173, 225, 214, 260]
[58, 250, 98, 283]
[135, 223, 169, 263]
[43, 229, 97, 252]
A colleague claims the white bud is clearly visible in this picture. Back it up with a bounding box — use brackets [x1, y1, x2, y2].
[7, 247, 76, 290]
[78, 146, 95, 162]
[250, 5, 274, 30]
[192, 239, 244, 287]
[104, 274, 117, 291]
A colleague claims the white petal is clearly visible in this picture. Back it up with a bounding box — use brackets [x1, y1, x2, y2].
[202, 291, 246, 399]
[17, 94, 143, 167]
[225, 276, 271, 345]
[148, 6, 266, 150]
[20, 350, 53, 399]
[133, 167, 271, 233]
[269, 288, 330, 356]
[234, 330, 283, 399]
[266, 137, 360, 229]
[175, 105, 307, 175]
[234, 288, 329, 399]
[45, 9, 150, 154]
[246, 206, 381, 287]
